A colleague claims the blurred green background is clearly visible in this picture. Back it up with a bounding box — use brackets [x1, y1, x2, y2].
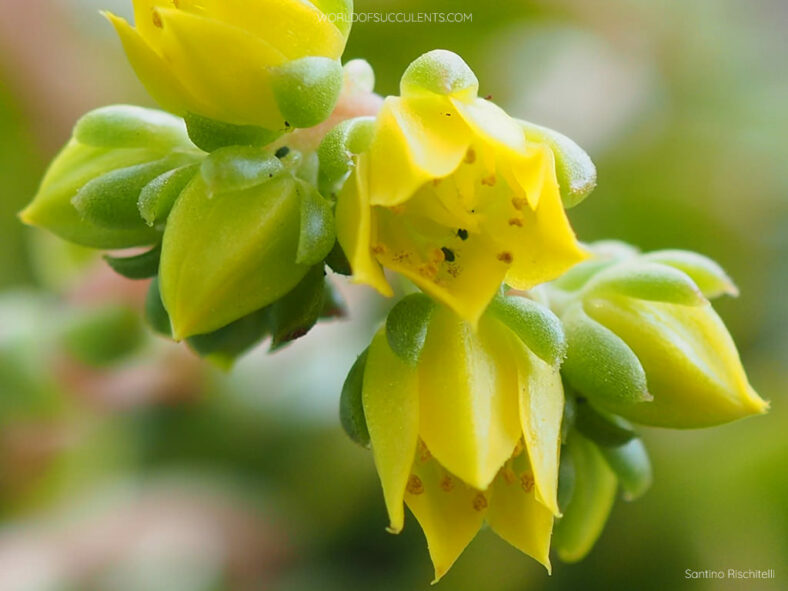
[0, 1, 785, 590]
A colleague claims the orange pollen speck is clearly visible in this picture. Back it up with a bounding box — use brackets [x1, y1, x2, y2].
[417, 440, 431, 462]
[465, 148, 477, 164]
[521, 473, 535, 493]
[508, 217, 524, 227]
[511, 197, 527, 211]
[432, 248, 446, 263]
[390, 205, 405, 215]
[503, 466, 518, 485]
[481, 175, 497, 187]
[407, 475, 424, 495]
[440, 476, 454, 492]
[418, 264, 438, 279]
[152, 10, 163, 28]
[432, 178, 442, 186]
[371, 244, 386, 255]
[498, 252, 513, 264]
[473, 493, 488, 511]
[511, 440, 524, 458]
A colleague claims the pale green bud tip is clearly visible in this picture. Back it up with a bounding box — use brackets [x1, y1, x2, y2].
[271, 57, 344, 129]
[343, 59, 375, 94]
[400, 50, 479, 99]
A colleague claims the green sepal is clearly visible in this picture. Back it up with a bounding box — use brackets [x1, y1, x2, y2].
[385, 293, 435, 366]
[200, 147, 284, 196]
[317, 117, 375, 196]
[144, 277, 172, 337]
[641, 250, 738, 299]
[521, 120, 597, 209]
[74, 105, 195, 150]
[138, 163, 201, 226]
[584, 261, 705, 306]
[184, 112, 283, 153]
[557, 447, 576, 514]
[553, 432, 617, 563]
[72, 155, 192, 229]
[600, 438, 653, 501]
[269, 265, 326, 351]
[561, 303, 652, 407]
[574, 399, 637, 447]
[488, 293, 566, 366]
[103, 244, 161, 280]
[400, 49, 479, 99]
[270, 57, 344, 129]
[325, 240, 352, 276]
[59, 304, 144, 367]
[296, 181, 336, 266]
[340, 348, 371, 448]
[187, 308, 272, 370]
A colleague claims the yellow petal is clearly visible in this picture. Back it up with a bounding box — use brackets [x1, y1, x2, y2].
[510, 335, 564, 516]
[451, 97, 527, 158]
[405, 455, 486, 583]
[362, 329, 420, 533]
[486, 453, 554, 571]
[417, 308, 521, 490]
[171, 0, 346, 59]
[104, 12, 205, 116]
[367, 97, 471, 207]
[153, 8, 286, 127]
[335, 158, 392, 296]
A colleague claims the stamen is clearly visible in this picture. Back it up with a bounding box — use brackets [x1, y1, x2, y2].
[473, 493, 488, 511]
[464, 148, 476, 164]
[508, 218, 523, 227]
[407, 475, 425, 495]
[440, 475, 454, 492]
[440, 247, 456, 262]
[511, 197, 527, 211]
[497, 252, 513, 264]
[520, 472, 535, 493]
[152, 9, 163, 28]
[457, 228, 469, 240]
[481, 175, 497, 187]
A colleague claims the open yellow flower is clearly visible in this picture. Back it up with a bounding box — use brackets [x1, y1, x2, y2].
[105, 0, 353, 129]
[336, 50, 588, 324]
[362, 304, 565, 581]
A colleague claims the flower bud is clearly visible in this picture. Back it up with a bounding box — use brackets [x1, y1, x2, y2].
[105, 0, 352, 131]
[20, 106, 203, 249]
[600, 437, 653, 501]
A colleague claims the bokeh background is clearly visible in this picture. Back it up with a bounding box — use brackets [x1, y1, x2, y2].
[0, 1, 786, 590]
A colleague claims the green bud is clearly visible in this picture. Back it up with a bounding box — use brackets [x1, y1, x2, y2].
[561, 303, 652, 408]
[138, 163, 201, 227]
[488, 294, 566, 366]
[271, 57, 344, 129]
[584, 261, 705, 306]
[385, 293, 436, 366]
[343, 58, 376, 94]
[574, 398, 637, 448]
[340, 348, 371, 448]
[641, 250, 738, 299]
[400, 50, 479, 100]
[317, 117, 375, 196]
[296, 181, 336, 266]
[144, 277, 172, 337]
[200, 147, 284, 197]
[103, 244, 161, 280]
[520, 120, 597, 209]
[600, 438, 653, 501]
[187, 307, 271, 370]
[59, 304, 144, 367]
[553, 432, 617, 563]
[549, 242, 639, 292]
[74, 105, 193, 150]
[184, 112, 282, 153]
[269, 265, 326, 351]
[159, 173, 311, 339]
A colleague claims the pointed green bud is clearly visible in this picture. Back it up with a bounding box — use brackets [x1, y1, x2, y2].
[574, 399, 637, 448]
[561, 303, 652, 408]
[184, 112, 282, 153]
[138, 163, 200, 227]
[550, 242, 639, 292]
[400, 50, 479, 101]
[641, 250, 738, 298]
[271, 57, 344, 129]
[59, 304, 144, 367]
[553, 432, 617, 563]
[187, 307, 271, 370]
[296, 181, 336, 266]
[583, 295, 768, 427]
[600, 438, 653, 501]
[103, 244, 160, 280]
[385, 293, 436, 366]
[520, 121, 597, 209]
[145, 277, 171, 337]
[269, 265, 326, 351]
[72, 155, 192, 230]
[200, 147, 284, 197]
[488, 294, 566, 366]
[584, 261, 705, 306]
[74, 105, 193, 150]
[159, 173, 311, 339]
[317, 116, 375, 196]
[340, 348, 371, 448]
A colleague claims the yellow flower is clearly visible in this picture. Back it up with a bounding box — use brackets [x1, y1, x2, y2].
[362, 304, 565, 581]
[335, 50, 588, 324]
[105, 0, 353, 129]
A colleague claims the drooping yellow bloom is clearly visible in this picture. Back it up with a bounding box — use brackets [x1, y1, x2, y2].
[105, 0, 353, 129]
[362, 305, 565, 581]
[336, 50, 587, 324]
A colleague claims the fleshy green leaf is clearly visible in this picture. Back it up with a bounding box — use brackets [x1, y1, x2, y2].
[138, 163, 200, 226]
[585, 261, 705, 306]
[187, 308, 271, 370]
[201, 147, 283, 196]
[488, 294, 566, 366]
[317, 117, 375, 196]
[269, 265, 326, 351]
[385, 293, 436, 366]
[184, 112, 282, 153]
[271, 57, 344, 129]
[600, 438, 653, 501]
[74, 105, 194, 150]
[103, 244, 161, 280]
[144, 277, 171, 337]
[325, 240, 352, 276]
[574, 399, 637, 447]
[296, 181, 336, 266]
[641, 250, 738, 298]
[339, 348, 370, 448]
